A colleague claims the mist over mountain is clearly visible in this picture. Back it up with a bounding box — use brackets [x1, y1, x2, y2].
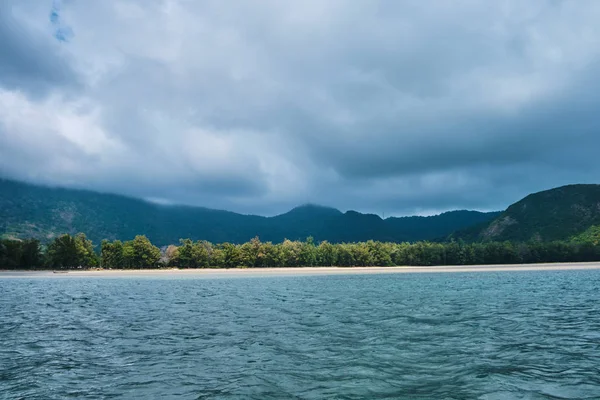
[0, 179, 498, 245]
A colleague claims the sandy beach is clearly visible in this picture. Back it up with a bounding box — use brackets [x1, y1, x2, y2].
[1, 262, 600, 278]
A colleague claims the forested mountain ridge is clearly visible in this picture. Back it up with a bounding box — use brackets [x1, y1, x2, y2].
[0, 179, 498, 245]
[452, 184, 600, 242]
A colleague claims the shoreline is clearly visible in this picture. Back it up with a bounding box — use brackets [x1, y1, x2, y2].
[1, 262, 600, 278]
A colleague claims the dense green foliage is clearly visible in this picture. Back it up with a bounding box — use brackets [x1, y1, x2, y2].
[46, 233, 97, 268]
[102, 235, 161, 269]
[3, 234, 600, 270]
[0, 179, 498, 246]
[0, 234, 160, 270]
[0, 238, 43, 269]
[572, 225, 600, 245]
[153, 237, 600, 268]
[453, 184, 600, 242]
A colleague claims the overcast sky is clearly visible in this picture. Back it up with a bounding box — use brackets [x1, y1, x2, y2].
[1, 0, 600, 216]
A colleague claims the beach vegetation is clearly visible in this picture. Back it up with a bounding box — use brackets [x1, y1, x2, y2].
[3, 234, 600, 270]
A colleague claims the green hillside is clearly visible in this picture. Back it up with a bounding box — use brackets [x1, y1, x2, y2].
[452, 184, 600, 242]
[0, 179, 498, 246]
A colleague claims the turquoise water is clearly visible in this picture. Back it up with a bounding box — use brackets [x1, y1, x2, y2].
[1, 271, 600, 399]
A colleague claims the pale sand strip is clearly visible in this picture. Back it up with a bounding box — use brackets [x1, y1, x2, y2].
[1, 262, 600, 278]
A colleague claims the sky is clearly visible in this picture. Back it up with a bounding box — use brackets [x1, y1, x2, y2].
[1, 0, 600, 216]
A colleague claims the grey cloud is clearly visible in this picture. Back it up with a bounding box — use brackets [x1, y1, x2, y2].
[1, 0, 600, 216]
[0, 1, 78, 96]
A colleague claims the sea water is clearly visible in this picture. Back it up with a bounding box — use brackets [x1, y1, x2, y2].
[1, 270, 600, 399]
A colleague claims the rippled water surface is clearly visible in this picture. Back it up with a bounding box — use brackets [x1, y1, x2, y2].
[2, 271, 600, 399]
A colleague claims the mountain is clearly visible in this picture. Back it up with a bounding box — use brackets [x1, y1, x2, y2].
[0, 179, 498, 245]
[452, 184, 600, 242]
[386, 210, 503, 242]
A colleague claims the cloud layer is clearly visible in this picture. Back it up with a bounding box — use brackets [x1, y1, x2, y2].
[2, 0, 600, 215]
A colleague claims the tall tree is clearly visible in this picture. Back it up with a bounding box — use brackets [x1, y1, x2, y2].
[75, 233, 98, 267]
[123, 235, 161, 268]
[21, 239, 43, 269]
[316, 241, 337, 266]
[47, 234, 78, 268]
[299, 237, 317, 267]
[0, 239, 24, 269]
[219, 242, 241, 268]
[101, 240, 125, 268]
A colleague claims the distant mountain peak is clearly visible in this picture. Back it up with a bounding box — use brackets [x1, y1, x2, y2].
[276, 203, 343, 219]
[290, 203, 338, 211]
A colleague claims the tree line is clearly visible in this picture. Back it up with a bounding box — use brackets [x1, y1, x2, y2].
[2, 233, 600, 270]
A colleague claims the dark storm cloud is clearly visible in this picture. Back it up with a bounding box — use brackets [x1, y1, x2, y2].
[0, 1, 78, 96]
[1, 0, 600, 216]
